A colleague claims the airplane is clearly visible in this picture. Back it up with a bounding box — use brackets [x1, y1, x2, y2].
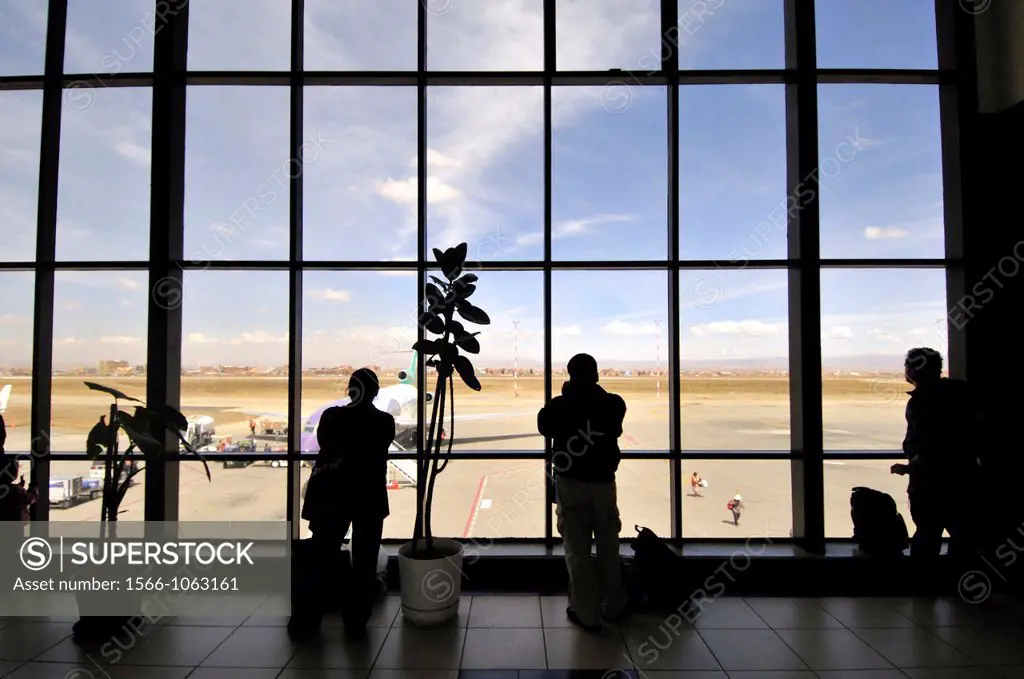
[234, 353, 536, 481]
[0, 384, 10, 416]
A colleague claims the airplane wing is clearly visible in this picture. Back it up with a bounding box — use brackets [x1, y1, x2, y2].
[0, 384, 10, 414]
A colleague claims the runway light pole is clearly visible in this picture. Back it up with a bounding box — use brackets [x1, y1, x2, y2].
[513, 320, 519, 398]
[655, 319, 661, 399]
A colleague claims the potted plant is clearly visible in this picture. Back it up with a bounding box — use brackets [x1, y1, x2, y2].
[398, 243, 489, 625]
[72, 382, 212, 644]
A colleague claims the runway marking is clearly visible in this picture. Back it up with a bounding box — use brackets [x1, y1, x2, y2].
[463, 474, 488, 538]
[480, 499, 492, 509]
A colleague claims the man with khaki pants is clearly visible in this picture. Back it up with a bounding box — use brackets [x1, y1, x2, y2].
[538, 354, 629, 631]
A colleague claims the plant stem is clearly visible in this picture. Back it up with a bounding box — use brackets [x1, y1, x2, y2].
[417, 368, 444, 547]
[424, 371, 453, 552]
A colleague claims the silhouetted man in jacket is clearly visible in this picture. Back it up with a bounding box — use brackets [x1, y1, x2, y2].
[538, 353, 628, 631]
[292, 368, 395, 639]
[891, 348, 978, 557]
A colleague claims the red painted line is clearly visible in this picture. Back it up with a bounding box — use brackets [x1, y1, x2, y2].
[463, 474, 488, 538]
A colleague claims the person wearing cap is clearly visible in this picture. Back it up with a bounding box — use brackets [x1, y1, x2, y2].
[727, 491, 744, 526]
[292, 368, 395, 640]
[538, 353, 628, 631]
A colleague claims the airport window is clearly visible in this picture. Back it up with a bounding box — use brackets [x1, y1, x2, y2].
[428, 86, 546, 262]
[179, 270, 290, 520]
[0, 272, 35, 457]
[679, 85, 788, 261]
[428, 1, 545, 72]
[1, 1, 965, 547]
[818, 85, 945, 260]
[56, 87, 153, 262]
[303, 86, 418, 262]
[50, 270, 149, 521]
[185, 86, 291, 262]
[675, 0, 785, 71]
[820, 268, 949, 453]
[815, 0, 938, 70]
[552, 85, 668, 261]
[64, 0, 156, 75]
[0, 90, 42, 262]
[679, 269, 790, 451]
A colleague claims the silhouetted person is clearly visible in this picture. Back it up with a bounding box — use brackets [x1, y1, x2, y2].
[728, 492, 743, 526]
[538, 353, 628, 631]
[890, 348, 978, 557]
[0, 414, 35, 522]
[292, 368, 395, 639]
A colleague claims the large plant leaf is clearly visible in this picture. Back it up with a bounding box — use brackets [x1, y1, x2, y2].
[84, 382, 143, 403]
[454, 283, 476, 300]
[424, 283, 445, 310]
[431, 248, 445, 264]
[440, 246, 464, 281]
[454, 333, 480, 354]
[457, 273, 478, 285]
[453, 355, 481, 391]
[412, 339, 440, 355]
[455, 301, 491, 325]
[429, 275, 448, 289]
[447, 319, 468, 337]
[421, 311, 445, 335]
[436, 341, 459, 364]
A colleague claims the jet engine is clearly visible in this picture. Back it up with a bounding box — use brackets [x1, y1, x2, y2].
[424, 392, 433, 404]
[397, 370, 409, 382]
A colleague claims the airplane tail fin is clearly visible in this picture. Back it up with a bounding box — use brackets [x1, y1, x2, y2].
[0, 384, 10, 414]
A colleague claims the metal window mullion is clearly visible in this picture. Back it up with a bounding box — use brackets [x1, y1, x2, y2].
[286, 0, 305, 539]
[784, 0, 823, 554]
[542, 0, 555, 547]
[416, 0, 428, 529]
[28, 0, 68, 525]
[145, 0, 188, 523]
[663, 0, 682, 541]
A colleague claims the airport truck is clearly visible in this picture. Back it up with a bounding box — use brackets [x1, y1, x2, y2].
[49, 476, 88, 509]
[186, 415, 216, 448]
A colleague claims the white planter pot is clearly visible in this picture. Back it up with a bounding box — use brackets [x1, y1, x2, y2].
[398, 538, 464, 626]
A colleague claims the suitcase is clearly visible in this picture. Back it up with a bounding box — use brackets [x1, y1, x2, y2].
[850, 487, 909, 557]
[627, 525, 689, 612]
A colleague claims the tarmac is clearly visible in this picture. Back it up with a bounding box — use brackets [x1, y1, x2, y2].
[3, 378, 917, 542]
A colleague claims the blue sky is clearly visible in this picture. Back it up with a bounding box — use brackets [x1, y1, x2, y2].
[0, 1, 950, 371]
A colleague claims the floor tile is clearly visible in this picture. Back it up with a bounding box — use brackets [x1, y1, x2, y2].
[620, 672, 726, 679]
[373, 625, 467, 670]
[459, 671, 519, 679]
[279, 670, 369, 679]
[540, 596, 572, 628]
[617, 613, 695, 638]
[930, 626, 1024, 665]
[852, 627, 976, 668]
[368, 671, 458, 679]
[34, 620, 161, 667]
[543, 627, 633, 670]
[160, 615, 250, 626]
[690, 600, 767, 630]
[111, 625, 235, 666]
[726, 673, 816, 679]
[187, 669, 283, 679]
[461, 629, 546, 669]
[2, 663, 190, 679]
[200, 625, 301, 668]
[286, 626, 390, 670]
[396, 598, 473, 629]
[814, 672, 907, 679]
[0, 622, 73, 661]
[889, 597, 993, 627]
[743, 598, 843, 629]
[991, 668, 1024, 679]
[901, 669, 1003, 678]
[468, 597, 542, 628]
[621, 627, 721, 672]
[696, 630, 807, 672]
[247, 597, 402, 629]
[773, 629, 893, 671]
[0, 662, 19, 678]
[813, 599, 915, 629]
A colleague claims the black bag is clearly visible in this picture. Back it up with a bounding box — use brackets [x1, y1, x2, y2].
[627, 525, 688, 612]
[851, 486, 909, 557]
[291, 538, 352, 618]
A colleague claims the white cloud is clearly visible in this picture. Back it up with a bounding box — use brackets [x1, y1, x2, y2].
[116, 277, 141, 291]
[311, 289, 352, 302]
[864, 226, 909, 240]
[554, 325, 581, 336]
[56, 338, 82, 345]
[517, 213, 634, 246]
[824, 325, 853, 339]
[228, 331, 288, 345]
[410, 149, 463, 170]
[601, 320, 659, 336]
[690, 320, 784, 337]
[187, 333, 213, 344]
[376, 177, 460, 205]
[100, 336, 142, 345]
[868, 328, 901, 342]
[115, 141, 150, 167]
[0, 314, 21, 324]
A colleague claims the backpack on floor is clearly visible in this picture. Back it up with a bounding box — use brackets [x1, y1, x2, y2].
[850, 486, 909, 557]
[627, 525, 688, 612]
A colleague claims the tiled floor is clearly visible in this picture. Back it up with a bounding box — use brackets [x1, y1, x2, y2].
[1, 595, 1023, 678]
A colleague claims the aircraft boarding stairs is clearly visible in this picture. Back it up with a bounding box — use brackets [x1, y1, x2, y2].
[386, 441, 417, 489]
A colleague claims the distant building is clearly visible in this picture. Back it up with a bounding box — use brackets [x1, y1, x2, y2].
[98, 360, 130, 376]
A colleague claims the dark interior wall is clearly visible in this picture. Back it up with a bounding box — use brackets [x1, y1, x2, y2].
[960, 2, 1024, 589]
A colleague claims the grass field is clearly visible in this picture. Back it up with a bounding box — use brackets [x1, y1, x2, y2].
[0, 374, 909, 433]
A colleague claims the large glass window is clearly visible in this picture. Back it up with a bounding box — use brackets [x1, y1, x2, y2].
[2, 1, 960, 543]
[0, 91, 42, 262]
